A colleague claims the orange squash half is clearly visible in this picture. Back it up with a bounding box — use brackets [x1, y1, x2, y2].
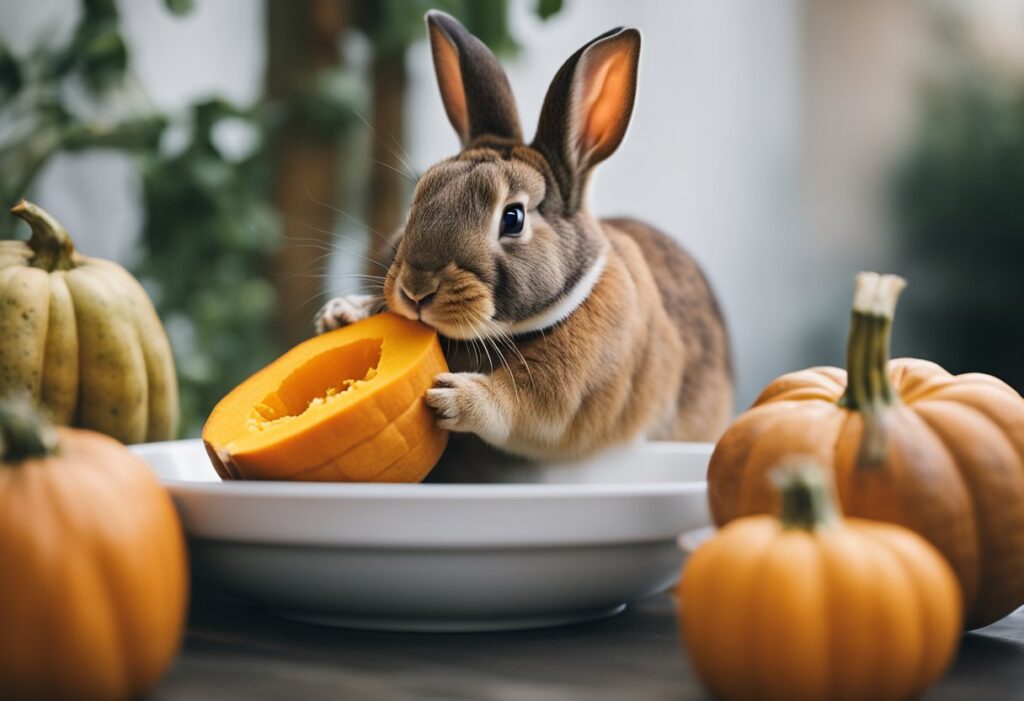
[203, 313, 448, 482]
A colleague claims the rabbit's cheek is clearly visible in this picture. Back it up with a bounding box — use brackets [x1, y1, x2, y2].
[426, 372, 510, 445]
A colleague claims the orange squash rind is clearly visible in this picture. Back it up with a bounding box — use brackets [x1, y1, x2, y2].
[202, 313, 448, 482]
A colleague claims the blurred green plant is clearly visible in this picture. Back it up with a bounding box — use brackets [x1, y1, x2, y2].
[357, 0, 540, 56]
[0, 0, 278, 437]
[0, 0, 165, 239]
[1, 0, 563, 436]
[892, 38, 1024, 394]
[137, 98, 282, 432]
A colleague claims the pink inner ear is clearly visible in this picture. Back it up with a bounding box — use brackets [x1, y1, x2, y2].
[431, 26, 469, 141]
[577, 47, 632, 159]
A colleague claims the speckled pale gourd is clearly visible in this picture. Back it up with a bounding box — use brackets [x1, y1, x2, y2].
[0, 200, 178, 443]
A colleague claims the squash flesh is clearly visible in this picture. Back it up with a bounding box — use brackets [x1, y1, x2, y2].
[203, 313, 448, 481]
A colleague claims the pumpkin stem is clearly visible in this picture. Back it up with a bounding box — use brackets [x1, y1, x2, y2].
[838, 272, 906, 467]
[9, 200, 77, 272]
[772, 462, 840, 531]
[0, 395, 60, 464]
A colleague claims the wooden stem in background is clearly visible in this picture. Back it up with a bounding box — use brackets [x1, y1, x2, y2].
[365, 47, 408, 273]
[266, 0, 347, 346]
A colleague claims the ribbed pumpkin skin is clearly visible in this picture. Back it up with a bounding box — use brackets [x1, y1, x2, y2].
[710, 272, 1024, 630]
[709, 358, 1024, 629]
[0, 428, 188, 701]
[678, 513, 962, 701]
[203, 312, 448, 482]
[0, 204, 178, 443]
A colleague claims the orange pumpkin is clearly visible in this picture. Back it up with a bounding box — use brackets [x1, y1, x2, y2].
[203, 312, 448, 482]
[0, 396, 188, 701]
[709, 272, 1024, 628]
[679, 464, 962, 701]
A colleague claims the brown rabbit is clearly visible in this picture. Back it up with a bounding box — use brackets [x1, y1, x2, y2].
[316, 11, 733, 460]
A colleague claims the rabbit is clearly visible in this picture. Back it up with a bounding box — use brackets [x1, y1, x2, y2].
[315, 10, 734, 461]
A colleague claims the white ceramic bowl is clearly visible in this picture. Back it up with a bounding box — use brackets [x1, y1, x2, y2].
[133, 439, 712, 632]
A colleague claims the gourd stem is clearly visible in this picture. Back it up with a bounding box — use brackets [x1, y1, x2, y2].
[0, 396, 59, 464]
[9, 200, 77, 272]
[838, 272, 906, 467]
[773, 462, 840, 531]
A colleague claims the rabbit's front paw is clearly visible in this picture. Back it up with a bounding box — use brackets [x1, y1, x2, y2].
[314, 295, 379, 334]
[426, 372, 510, 445]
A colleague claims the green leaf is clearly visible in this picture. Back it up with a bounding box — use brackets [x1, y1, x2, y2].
[164, 0, 195, 16]
[82, 0, 119, 23]
[302, 67, 368, 136]
[0, 43, 23, 101]
[61, 116, 166, 151]
[536, 0, 563, 21]
[891, 55, 1024, 394]
[463, 0, 517, 56]
[79, 27, 129, 93]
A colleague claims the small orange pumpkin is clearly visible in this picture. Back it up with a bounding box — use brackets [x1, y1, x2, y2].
[679, 464, 962, 701]
[203, 312, 448, 482]
[0, 396, 188, 701]
[708, 272, 1024, 628]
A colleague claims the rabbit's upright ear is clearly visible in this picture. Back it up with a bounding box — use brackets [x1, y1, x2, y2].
[426, 10, 522, 146]
[533, 28, 641, 209]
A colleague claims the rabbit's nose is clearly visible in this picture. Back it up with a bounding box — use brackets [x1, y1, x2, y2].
[400, 285, 436, 310]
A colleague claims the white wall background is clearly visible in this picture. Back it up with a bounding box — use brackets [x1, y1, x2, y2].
[7, 0, 1015, 409]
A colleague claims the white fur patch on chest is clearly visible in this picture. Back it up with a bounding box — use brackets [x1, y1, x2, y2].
[494, 253, 608, 337]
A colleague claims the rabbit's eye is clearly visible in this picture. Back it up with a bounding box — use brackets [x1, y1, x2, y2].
[499, 204, 525, 237]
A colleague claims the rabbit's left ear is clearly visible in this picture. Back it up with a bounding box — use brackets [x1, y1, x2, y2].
[426, 10, 522, 146]
[533, 28, 641, 208]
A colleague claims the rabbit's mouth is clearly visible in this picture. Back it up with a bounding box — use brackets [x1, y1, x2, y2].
[407, 297, 503, 343]
[392, 251, 607, 342]
[385, 262, 499, 341]
[416, 305, 501, 342]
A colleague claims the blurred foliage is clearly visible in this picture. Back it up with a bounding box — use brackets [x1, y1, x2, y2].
[893, 41, 1024, 394]
[1, 0, 563, 436]
[302, 67, 368, 137]
[163, 0, 195, 16]
[356, 0, 524, 57]
[137, 98, 282, 432]
[0, 0, 164, 239]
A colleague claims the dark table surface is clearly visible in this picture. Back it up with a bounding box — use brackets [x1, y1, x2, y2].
[152, 588, 1024, 701]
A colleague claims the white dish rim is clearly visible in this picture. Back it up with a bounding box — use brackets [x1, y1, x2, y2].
[134, 439, 713, 500]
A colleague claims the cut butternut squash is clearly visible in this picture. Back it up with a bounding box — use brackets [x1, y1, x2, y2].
[202, 313, 448, 482]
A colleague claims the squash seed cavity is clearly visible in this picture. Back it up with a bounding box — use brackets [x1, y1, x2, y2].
[245, 338, 383, 432]
[247, 367, 379, 432]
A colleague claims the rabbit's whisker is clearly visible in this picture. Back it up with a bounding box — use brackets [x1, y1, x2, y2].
[386, 131, 420, 180]
[370, 157, 418, 184]
[458, 313, 485, 371]
[281, 216, 393, 273]
[301, 184, 394, 243]
[482, 320, 535, 392]
[459, 314, 520, 402]
[352, 109, 420, 182]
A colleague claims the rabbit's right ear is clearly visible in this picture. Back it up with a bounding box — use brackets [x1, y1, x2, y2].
[532, 28, 641, 211]
[426, 11, 522, 146]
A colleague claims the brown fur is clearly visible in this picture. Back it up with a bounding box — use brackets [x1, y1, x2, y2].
[433, 210, 732, 459]
[316, 12, 734, 461]
[604, 217, 734, 440]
